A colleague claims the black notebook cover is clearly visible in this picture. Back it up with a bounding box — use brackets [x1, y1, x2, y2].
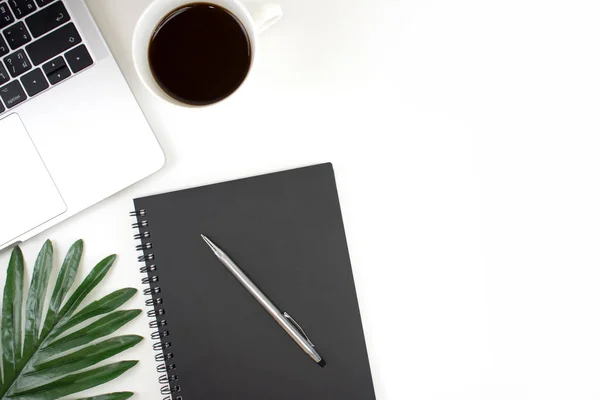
[132, 163, 376, 400]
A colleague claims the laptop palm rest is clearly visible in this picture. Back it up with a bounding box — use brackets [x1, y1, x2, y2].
[0, 115, 66, 248]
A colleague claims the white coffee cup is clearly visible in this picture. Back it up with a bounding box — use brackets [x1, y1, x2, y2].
[132, 0, 283, 107]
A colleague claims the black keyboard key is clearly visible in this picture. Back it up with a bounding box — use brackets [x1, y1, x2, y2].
[3, 21, 31, 49]
[0, 79, 26, 108]
[4, 49, 31, 77]
[0, 34, 8, 56]
[0, 99, 4, 113]
[42, 54, 63, 74]
[65, 44, 92, 73]
[20, 67, 47, 95]
[8, 0, 36, 18]
[46, 64, 68, 84]
[35, 0, 54, 7]
[0, 2, 14, 29]
[25, 22, 80, 65]
[0, 61, 8, 84]
[26, 0, 69, 38]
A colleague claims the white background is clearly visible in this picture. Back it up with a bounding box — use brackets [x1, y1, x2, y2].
[2, 0, 600, 399]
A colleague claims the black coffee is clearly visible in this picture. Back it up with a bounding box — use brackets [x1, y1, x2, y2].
[149, 3, 252, 106]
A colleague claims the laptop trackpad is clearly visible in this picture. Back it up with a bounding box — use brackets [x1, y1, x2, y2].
[0, 115, 66, 247]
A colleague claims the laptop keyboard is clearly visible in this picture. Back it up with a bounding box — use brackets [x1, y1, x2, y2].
[0, 0, 93, 114]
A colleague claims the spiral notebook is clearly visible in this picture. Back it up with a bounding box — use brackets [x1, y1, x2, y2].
[130, 163, 376, 400]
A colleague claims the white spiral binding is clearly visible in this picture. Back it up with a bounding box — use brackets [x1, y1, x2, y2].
[131, 209, 183, 400]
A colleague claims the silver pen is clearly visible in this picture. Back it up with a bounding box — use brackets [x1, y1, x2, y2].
[201, 234, 326, 367]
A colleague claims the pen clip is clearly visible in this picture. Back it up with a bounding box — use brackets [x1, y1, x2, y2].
[283, 312, 315, 347]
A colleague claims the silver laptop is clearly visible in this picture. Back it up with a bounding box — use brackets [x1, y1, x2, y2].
[0, 0, 164, 250]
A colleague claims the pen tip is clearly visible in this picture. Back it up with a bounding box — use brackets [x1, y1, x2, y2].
[201, 234, 220, 254]
[318, 359, 327, 368]
[201, 234, 211, 246]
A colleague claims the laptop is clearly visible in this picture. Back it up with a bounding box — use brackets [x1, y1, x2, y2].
[0, 0, 165, 250]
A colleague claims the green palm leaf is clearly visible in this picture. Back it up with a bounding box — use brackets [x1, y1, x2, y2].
[40, 240, 83, 341]
[2, 246, 24, 384]
[23, 240, 53, 360]
[54, 288, 138, 338]
[8, 361, 138, 400]
[0, 241, 142, 400]
[40, 310, 142, 356]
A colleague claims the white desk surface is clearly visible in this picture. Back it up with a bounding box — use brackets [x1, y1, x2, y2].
[2, 0, 600, 399]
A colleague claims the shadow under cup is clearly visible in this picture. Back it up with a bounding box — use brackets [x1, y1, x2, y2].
[148, 3, 252, 106]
